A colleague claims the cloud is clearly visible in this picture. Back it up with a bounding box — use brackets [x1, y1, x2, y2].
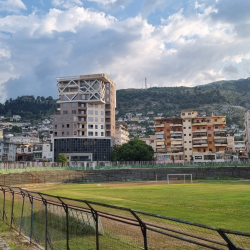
[51, 0, 83, 9]
[1, 0, 250, 101]
[87, 0, 131, 10]
[0, 0, 26, 12]
[141, 0, 167, 17]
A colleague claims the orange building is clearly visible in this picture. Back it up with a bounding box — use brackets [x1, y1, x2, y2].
[155, 111, 228, 163]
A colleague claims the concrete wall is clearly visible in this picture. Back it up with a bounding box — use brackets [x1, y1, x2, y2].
[1, 166, 250, 186]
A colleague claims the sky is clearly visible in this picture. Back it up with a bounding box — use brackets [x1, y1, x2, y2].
[0, 0, 250, 101]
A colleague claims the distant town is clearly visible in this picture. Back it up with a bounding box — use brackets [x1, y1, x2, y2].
[0, 74, 248, 164]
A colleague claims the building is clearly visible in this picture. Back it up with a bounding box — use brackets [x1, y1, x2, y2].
[0, 140, 17, 162]
[53, 73, 116, 162]
[139, 135, 156, 152]
[33, 143, 53, 161]
[16, 144, 33, 161]
[115, 123, 129, 145]
[10, 136, 40, 144]
[244, 110, 250, 157]
[154, 111, 228, 163]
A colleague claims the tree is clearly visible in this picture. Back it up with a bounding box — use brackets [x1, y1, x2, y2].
[56, 153, 68, 166]
[112, 139, 154, 161]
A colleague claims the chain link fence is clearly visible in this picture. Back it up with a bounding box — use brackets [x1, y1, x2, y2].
[0, 185, 249, 250]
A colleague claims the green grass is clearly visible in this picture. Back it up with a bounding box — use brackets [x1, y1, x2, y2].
[35, 180, 250, 232]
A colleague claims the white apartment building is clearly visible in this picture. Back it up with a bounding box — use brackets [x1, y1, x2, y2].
[33, 143, 53, 161]
[115, 124, 130, 145]
[0, 140, 17, 162]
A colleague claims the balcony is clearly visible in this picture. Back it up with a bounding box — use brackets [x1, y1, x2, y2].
[193, 136, 207, 140]
[214, 143, 227, 147]
[170, 131, 183, 134]
[170, 137, 183, 140]
[170, 123, 182, 127]
[155, 123, 164, 128]
[156, 145, 165, 149]
[193, 129, 207, 133]
[214, 128, 227, 132]
[193, 144, 208, 147]
[192, 121, 207, 126]
[213, 121, 226, 125]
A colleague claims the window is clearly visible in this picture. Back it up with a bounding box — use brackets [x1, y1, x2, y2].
[185, 148, 187, 150]
[188, 120, 191, 122]
[74, 131, 77, 135]
[189, 141, 191, 143]
[208, 127, 211, 130]
[107, 83, 110, 87]
[81, 103, 85, 107]
[203, 149, 206, 152]
[101, 118, 104, 122]
[101, 111, 104, 115]
[197, 127, 200, 129]
[54, 132, 57, 136]
[101, 105, 104, 108]
[189, 134, 191, 136]
[88, 117, 93, 122]
[88, 132, 93, 136]
[101, 132, 104, 136]
[74, 124, 77, 128]
[184, 134, 186, 136]
[95, 125, 98, 129]
[189, 127, 191, 129]
[95, 104, 98, 108]
[209, 141, 212, 144]
[184, 141, 187, 143]
[188, 112, 191, 115]
[80, 118, 85, 121]
[215, 126, 218, 129]
[67, 131, 69, 135]
[88, 104, 93, 108]
[95, 132, 98, 136]
[208, 134, 212, 137]
[101, 125, 104, 129]
[88, 125, 93, 129]
[182, 113, 185, 116]
[82, 94, 88, 100]
[183, 127, 186, 129]
[74, 117, 77, 121]
[62, 124, 64, 128]
[95, 111, 98, 115]
[62, 117, 65, 121]
[67, 124, 69, 128]
[72, 102, 77, 107]
[62, 103, 68, 108]
[67, 116, 69, 121]
[55, 117, 57, 121]
[95, 117, 98, 122]
[63, 110, 68, 114]
[55, 125, 57, 129]
[62, 132, 64, 136]
[88, 110, 93, 115]
[72, 110, 77, 114]
[185, 155, 187, 158]
[63, 95, 68, 100]
[189, 148, 192, 150]
[107, 97, 109, 102]
[107, 90, 109, 94]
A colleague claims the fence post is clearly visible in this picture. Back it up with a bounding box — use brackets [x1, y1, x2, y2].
[19, 190, 25, 235]
[217, 230, 237, 250]
[58, 198, 69, 250]
[130, 210, 148, 250]
[29, 195, 33, 243]
[85, 201, 99, 250]
[2, 188, 5, 222]
[10, 189, 14, 227]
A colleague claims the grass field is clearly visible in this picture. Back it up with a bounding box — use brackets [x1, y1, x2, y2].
[28, 179, 250, 233]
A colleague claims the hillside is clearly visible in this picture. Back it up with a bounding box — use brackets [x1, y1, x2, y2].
[0, 77, 249, 127]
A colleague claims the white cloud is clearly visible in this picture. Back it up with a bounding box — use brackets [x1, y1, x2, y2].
[0, 0, 26, 12]
[52, 0, 83, 9]
[0, 0, 250, 100]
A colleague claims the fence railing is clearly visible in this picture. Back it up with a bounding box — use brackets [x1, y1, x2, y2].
[0, 185, 249, 250]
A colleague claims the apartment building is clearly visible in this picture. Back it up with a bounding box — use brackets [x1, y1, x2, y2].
[154, 111, 228, 163]
[139, 135, 156, 152]
[33, 143, 53, 161]
[53, 74, 116, 162]
[154, 117, 184, 163]
[0, 140, 17, 162]
[115, 123, 129, 145]
[244, 110, 250, 157]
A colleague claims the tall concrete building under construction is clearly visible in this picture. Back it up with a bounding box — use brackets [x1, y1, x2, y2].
[52, 74, 116, 162]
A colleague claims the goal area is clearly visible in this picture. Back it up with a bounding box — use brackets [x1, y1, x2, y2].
[167, 174, 193, 185]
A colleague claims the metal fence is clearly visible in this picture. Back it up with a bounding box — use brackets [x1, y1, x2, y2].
[0, 185, 249, 250]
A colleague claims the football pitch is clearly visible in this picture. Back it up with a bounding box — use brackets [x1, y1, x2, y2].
[28, 179, 250, 232]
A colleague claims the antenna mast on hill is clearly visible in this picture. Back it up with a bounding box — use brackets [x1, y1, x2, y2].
[145, 78, 147, 90]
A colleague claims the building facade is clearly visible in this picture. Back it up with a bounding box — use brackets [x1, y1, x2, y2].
[53, 74, 116, 161]
[115, 123, 130, 145]
[154, 111, 228, 163]
[244, 110, 250, 158]
[33, 143, 53, 161]
[0, 140, 17, 162]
